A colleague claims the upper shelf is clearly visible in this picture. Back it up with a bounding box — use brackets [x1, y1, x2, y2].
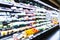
[14, 5, 34, 10]
[0, 8, 12, 12]
[0, 2, 13, 7]
[34, 0, 59, 11]
[0, 1, 59, 12]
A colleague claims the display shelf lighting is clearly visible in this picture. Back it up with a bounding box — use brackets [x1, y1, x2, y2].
[34, 0, 60, 11]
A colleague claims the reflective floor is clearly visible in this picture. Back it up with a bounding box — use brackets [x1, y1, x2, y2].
[47, 29, 60, 40]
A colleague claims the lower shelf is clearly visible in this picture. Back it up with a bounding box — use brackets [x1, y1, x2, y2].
[0, 25, 59, 40]
[31, 25, 59, 40]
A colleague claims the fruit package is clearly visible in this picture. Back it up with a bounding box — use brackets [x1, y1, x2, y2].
[25, 28, 39, 37]
[1, 31, 8, 36]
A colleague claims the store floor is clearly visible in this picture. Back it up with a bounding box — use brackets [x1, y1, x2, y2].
[41, 29, 60, 40]
[46, 29, 60, 40]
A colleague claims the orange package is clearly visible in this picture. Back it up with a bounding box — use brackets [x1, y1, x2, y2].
[25, 28, 39, 37]
[32, 28, 39, 34]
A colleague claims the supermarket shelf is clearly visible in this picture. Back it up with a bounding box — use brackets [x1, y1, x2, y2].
[33, 24, 58, 37]
[0, 24, 58, 40]
[32, 22, 47, 27]
[14, 4, 33, 10]
[0, 32, 21, 40]
[0, 26, 31, 39]
[35, 13, 46, 15]
[0, 1, 59, 40]
[35, 16, 46, 18]
[0, 8, 23, 12]
[26, 24, 59, 40]
[36, 20, 47, 22]
[12, 11, 21, 13]
[9, 21, 35, 25]
[0, 2, 13, 6]
[34, 0, 59, 11]
[0, 8, 12, 12]
[18, 17, 36, 21]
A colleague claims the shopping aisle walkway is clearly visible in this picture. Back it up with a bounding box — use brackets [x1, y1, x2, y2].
[47, 29, 60, 40]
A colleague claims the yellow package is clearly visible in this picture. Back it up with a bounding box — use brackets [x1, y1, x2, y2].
[1, 31, 5, 36]
[4, 31, 8, 35]
[25, 29, 34, 37]
[53, 20, 58, 24]
[1, 31, 8, 36]
[52, 17, 59, 24]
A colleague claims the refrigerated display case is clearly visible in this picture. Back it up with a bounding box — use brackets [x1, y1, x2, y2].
[0, 0, 59, 40]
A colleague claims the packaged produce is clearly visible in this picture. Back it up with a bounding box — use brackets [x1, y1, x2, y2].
[52, 17, 59, 25]
[1, 31, 8, 36]
[25, 28, 39, 37]
[36, 25, 47, 31]
[8, 30, 13, 34]
[32, 28, 39, 34]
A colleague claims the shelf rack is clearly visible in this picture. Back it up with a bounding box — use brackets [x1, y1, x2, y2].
[34, 0, 59, 11]
[0, 0, 59, 40]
